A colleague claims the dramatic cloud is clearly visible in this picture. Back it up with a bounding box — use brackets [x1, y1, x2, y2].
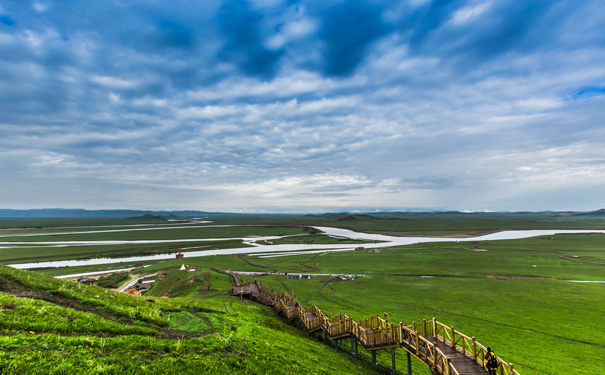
[1, 0, 604, 212]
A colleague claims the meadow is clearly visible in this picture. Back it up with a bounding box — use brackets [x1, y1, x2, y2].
[140, 219, 604, 374]
[0, 213, 603, 374]
[0, 265, 380, 374]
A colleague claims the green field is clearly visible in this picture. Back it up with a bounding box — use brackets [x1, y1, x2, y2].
[0, 265, 379, 374]
[0, 213, 603, 374]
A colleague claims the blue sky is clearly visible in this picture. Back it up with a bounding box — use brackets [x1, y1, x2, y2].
[1, 0, 604, 212]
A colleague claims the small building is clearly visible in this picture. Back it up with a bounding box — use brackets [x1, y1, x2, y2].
[135, 283, 151, 291]
[189, 266, 197, 272]
[286, 274, 311, 279]
[176, 253, 184, 259]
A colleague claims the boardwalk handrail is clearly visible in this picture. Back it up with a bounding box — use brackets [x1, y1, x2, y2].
[217, 269, 520, 375]
[432, 318, 517, 375]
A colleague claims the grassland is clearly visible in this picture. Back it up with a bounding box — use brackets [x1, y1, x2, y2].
[0, 265, 382, 374]
[233, 233, 605, 375]
[0, 225, 309, 242]
[190, 212, 605, 237]
[0, 213, 603, 374]
[0, 224, 314, 265]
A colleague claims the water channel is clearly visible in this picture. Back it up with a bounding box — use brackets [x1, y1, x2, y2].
[5, 226, 605, 271]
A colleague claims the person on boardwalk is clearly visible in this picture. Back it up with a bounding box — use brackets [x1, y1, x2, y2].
[484, 347, 498, 375]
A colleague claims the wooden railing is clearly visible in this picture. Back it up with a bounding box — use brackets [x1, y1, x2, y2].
[432, 318, 519, 375]
[324, 313, 355, 338]
[223, 271, 520, 375]
[298, 305, 324, 331]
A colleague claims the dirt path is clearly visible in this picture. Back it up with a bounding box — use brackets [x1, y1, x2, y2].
[112, 273, 139, 292]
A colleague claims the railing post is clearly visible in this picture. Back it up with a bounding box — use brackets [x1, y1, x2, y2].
[509, 363, 515, 374]
[462, 335, 466, 355]
[414, 329, 420, 355]
[399, 322, 403, 343]
[432, 317, 437, 340]
[471, 337, 477, 360]
[450, 326, 455, 346]
[447, 357, 452, 375]
[423, 319, 427, 336]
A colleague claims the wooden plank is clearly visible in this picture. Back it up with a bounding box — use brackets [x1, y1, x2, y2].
[425, 336, 488, 375]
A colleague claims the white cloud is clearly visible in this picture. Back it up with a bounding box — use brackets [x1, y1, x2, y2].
[35, 152, 65, 164]
[1, 0, 604, 211]
[267, 18, 317, 48]
[33, 2, 51, 12]
[131, 96, 168, 107]
[449, 2, 491, 26]
[90, 75, 141, 89]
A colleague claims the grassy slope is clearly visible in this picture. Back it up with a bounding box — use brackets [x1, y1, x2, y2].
[0, 265, 382, 375]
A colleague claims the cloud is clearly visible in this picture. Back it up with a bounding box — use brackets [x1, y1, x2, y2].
[215, 0, 284, 78]
[0, 0, 604, 211]
[315, 1, 391, 76]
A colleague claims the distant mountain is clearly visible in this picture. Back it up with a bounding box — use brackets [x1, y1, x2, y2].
[573, 209, 605, 216]
[126, 214, 168, 221]
[303, 213, 381, 221]
[0, 209, 219, 218]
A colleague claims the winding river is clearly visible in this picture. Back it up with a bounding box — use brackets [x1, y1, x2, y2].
[5, 226, 605, 271]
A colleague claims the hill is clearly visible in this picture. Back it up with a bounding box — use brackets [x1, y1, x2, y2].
[0, 265, 379, 374]
[126, 213, 168, 222]
[304, 213, 382, 221]
[573, 208, 605, 216]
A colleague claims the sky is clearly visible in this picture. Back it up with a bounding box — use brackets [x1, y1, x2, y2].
[1, 0, 604, 213]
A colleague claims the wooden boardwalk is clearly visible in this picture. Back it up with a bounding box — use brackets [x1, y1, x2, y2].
[221, 269, 518, 375]
[429, 338, 486, 375]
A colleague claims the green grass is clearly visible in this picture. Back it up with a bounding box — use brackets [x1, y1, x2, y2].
[0, 224, 313, 265]
[0, 239, 253, 265]
[0, 216, 173, 230]
[146, 270, 208, 298]
[0, 225, 309, 242]
[235, 235, 605, 375]
[263, 233, 370, 245]
[1, 215, 604, 374]
[0, 292, 156, 336]
[94, 273, 130, 289]
[177, 212, 605, 237]
[0, 265, 384, 375]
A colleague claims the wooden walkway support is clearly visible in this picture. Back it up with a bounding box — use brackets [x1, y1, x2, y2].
[217, 269, 520, 375]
